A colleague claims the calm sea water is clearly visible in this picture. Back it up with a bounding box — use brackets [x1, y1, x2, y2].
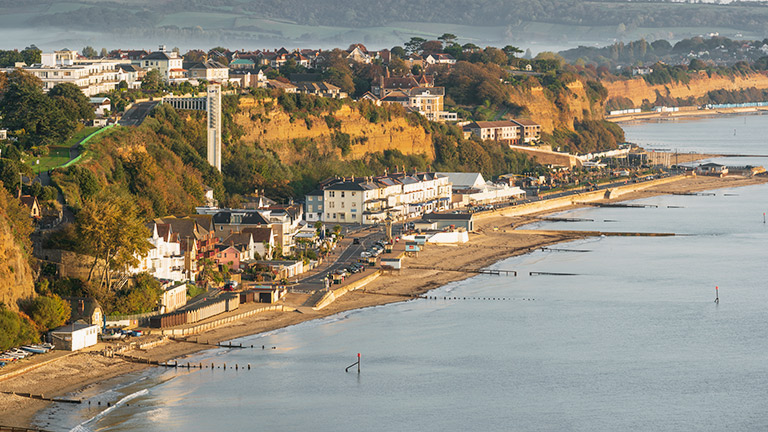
[38, 115, 768, 432]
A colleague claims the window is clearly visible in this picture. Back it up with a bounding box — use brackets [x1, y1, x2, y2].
[341, 192, 345, 198]
[352, 192, 356, 196]
[329, 191, 335, 198]
[341, 202, 345, 208]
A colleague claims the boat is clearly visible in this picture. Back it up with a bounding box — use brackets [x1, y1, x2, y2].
[21, 345, 48, 354]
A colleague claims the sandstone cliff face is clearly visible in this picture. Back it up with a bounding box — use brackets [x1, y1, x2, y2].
[0, 189, 35, 310]
[604, 72, 768, 107]
[235, 99, 436, 163]
[509, 80, 599, 134]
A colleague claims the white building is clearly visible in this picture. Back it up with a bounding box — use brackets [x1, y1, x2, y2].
[23, 52, 132, 96]
[160, 282, 187, 313]
[49, 323, 99, 351]
[438, 172, 526, 206]
[131, 222, 186, 282]
[319, 172, 452, 224]
[137, 46, 185, 82]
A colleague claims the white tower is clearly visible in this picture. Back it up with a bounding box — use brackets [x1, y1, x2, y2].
[206, 84, 222, 171]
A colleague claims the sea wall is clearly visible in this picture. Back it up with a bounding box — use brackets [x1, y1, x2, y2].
[313, 271, 382, 310]
[157, 305, 292, 337]
[475, 176, 682, 221]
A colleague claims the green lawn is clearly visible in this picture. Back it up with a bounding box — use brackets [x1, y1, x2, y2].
[24, 126, 99, 171]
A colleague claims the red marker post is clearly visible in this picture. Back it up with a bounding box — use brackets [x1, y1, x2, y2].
[715, 286, 719, 304]
[357, 353, 361, 373]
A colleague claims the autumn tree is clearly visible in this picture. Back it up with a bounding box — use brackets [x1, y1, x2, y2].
[22, 295, 71, 331]
[76, 189, 152, 293]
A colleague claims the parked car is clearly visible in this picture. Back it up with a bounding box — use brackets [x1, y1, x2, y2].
[360, 251, 372, 258]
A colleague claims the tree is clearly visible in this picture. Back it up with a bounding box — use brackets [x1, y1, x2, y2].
[438, 33, 458, 45]
[0, 306, 38, 350]
[405, 37, 427, 55]
[22, 295, 71, 331]
[82, 46, 98, 59]
[142, 68, 162, 91]
[21, 45, 41, 65]
[76, 189, 152, 293]
[390, 46, 406, 58]
[100, 48, 108, 58]
[113, 273, 162, 314]
[503, 45, 523, 58]
[421, 40, 443, 55]
[49, 82, 95, 122]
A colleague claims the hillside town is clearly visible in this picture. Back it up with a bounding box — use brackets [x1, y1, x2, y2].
[1, 36, 766, 387]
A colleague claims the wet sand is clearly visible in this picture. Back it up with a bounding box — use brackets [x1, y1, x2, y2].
[1, 175, 765, 428]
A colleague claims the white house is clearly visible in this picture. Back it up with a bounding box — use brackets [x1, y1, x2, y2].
[160, 282, 188, 313]
[138, 46, 185, 82]
[186, 60, 229, 82]
[90, 97, 111, 116]
[49, 323, 99, 351]
[131, 222, 186, 282]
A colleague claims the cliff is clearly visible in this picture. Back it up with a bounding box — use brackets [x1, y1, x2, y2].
[604, 72, 768, 107]
[236, 98, 436, 162]
[509, 80, 601, 134]
[0, 187, 35, 310]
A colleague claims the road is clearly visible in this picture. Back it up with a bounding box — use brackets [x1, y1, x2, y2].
[119, 101, 159, 126]
[298, 230, 383, 289]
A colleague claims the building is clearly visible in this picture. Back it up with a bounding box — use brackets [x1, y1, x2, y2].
[696, 162, 729, 177]
[186, 60, 229, 82]
[214, 245, 241, 270]
[212, 210, 271, 240]
[160, 282, 187, 313]
[241, 227, 276, 260]
[425, 53, 457, 65]
[138, 46, 185, 82]
[131, 222, 186, 281]
[293, 81, 347, 99]
[439, 172, 526, 206]
[49, 323, 99, 351]
[464, 121, 520, 142]
[422, 212, 475, 232]
[511, 119, 542, 144]
[249, 285, 287, 303]
[63, 297, 103, 328]
[19, 195, 41, 219]
[154, 216, 217, 280]
[89, 97, 111, 116]
[304, 189, 324, 222]
[315, 172, 452, 224]
[22, 54, 131, 97]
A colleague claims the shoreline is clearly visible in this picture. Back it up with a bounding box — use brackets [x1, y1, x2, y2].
[2, 175, 766, 429]
[606, 106, 768, 123]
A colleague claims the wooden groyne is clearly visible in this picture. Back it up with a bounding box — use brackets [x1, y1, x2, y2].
[408, 265, 517, 276]
[0, 391, 80, 404]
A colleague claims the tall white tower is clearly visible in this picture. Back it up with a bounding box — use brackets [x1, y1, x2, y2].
[206, 84, 222, 171]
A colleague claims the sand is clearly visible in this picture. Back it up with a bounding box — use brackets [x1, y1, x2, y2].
[1, 174, 765, 428]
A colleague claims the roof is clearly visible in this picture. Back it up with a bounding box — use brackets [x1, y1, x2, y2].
[89, 97, 110, 104]
[466, 121, 519, 129]
[290, 73, 323, 82]
[511, 118, 540, 127]
[19, 195, 38, 209]
[51, 322, 98, 333]
[230, 59, 255, 65]
[155, 216, 207, 241]
[423, 212, 474, 221]
[305, 189, 323, 197]
[221, 232, 254, 246]
[213, 210, 270, 226]
[242, 226, 274, 242]
[437, 172, 485, 189]
[144, 51, 173, 60]
[187, 59, 228, 70]
[62, 297, 101, 323]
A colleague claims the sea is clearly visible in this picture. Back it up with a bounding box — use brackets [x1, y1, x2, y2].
[36, 113, 768, 432]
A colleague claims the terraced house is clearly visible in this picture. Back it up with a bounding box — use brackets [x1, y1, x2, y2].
[312, 172, 452, 224]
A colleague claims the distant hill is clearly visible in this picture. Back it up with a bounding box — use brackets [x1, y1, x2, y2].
[2, 0, 768, 51]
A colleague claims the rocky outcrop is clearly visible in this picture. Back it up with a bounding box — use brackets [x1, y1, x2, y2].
[604, 72, 768, 107]
[0, 187, 35, 310]
[509, 80, 600, 134]
[235, 99, 435, 163]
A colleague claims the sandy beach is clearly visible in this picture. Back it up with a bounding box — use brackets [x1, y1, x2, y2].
[1, 174, 765, 428]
